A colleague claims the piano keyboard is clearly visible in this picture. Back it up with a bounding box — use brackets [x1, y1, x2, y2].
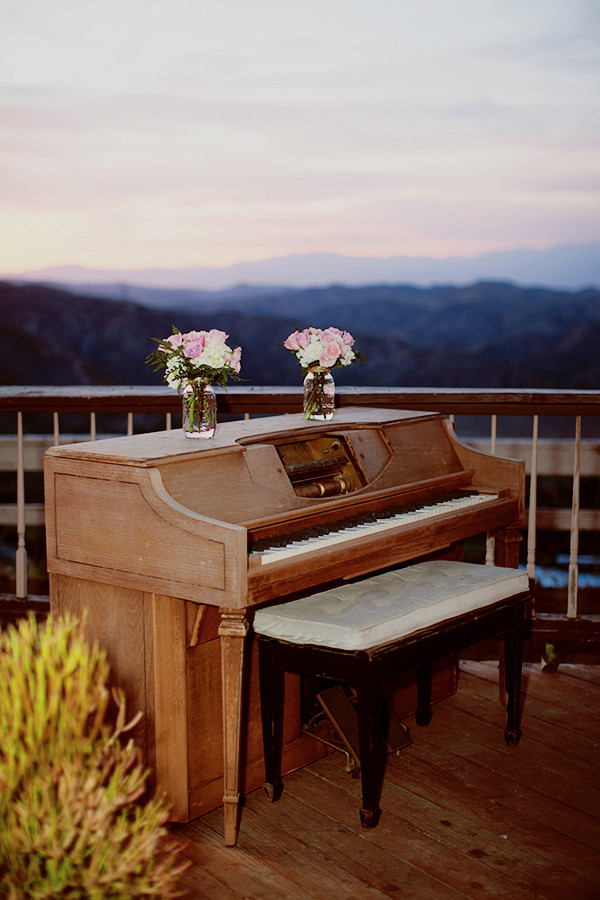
[251, 491, 499, 565]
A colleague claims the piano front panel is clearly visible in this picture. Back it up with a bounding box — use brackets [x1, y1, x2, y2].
[158, 443, 300, 525]
[45, 460, 248, 606]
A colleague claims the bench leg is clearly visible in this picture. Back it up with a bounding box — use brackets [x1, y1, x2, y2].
[356, 663, 385, 828]
[416, 663, 433, 726]
[257, 639, 284, 802]
[503, 601, 525, 745]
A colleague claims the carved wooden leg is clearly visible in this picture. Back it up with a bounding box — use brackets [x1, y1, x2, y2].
[218, 608, 249, 846]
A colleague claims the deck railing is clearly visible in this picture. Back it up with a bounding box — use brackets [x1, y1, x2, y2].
[1, 385, 599, 655]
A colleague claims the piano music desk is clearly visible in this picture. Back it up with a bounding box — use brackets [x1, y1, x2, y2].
[44, 408, 524, 845]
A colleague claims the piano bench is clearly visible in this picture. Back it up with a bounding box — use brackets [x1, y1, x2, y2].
[254, 560, 529, 830]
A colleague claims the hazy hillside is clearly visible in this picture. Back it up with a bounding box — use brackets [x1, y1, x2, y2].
[2, 280, 599, 389]
[8, 241, 600, 291]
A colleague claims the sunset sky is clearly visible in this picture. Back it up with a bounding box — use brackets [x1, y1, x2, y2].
[1, 0, 599, 274]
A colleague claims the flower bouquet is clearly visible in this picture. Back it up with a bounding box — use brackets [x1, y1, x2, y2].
[283, 327, 364, 419]
[147, 327, 242, 438]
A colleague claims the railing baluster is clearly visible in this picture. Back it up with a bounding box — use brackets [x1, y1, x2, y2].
[90, 412, 96, 441]
[527, 415, 539, 584]
[568, 416, 581, 618]
[166, 412, 172, 430]
[127, 413, 133, 436]
[16, 412, 28, 599]
[485, 415, 497, 565]
[53, 412, 60, 446]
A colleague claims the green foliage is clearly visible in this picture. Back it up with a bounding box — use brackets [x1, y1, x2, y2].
[541, 642, 560, 672]
[0, 614, 188, 898]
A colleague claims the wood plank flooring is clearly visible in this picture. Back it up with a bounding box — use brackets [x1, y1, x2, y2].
[167, 662, 600, 899]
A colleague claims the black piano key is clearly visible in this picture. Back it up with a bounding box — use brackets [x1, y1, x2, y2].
[249, 490, 484, 554]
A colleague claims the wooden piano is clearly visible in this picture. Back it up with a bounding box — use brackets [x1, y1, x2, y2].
[44, 407, 525, 844]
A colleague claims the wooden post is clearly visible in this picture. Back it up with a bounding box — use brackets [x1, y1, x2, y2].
[15, 412, 27, 598]
[218, 608, 249, 846]
[526, 415, 539, 585]
[494, 526, 522, 570]
[485, 414, 497, 566]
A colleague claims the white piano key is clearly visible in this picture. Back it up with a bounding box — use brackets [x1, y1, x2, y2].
[253, 492, 498, 565]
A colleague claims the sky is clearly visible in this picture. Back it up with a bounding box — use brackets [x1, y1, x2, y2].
[1, 0, 599, 274]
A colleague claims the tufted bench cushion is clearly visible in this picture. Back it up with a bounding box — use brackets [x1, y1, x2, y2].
[253, 560, 529, 650]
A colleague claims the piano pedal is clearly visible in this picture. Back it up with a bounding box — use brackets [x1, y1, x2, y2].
[301, 711, 359, 775]
[303, 685, 413, 776]
[388, 717, 413, 755]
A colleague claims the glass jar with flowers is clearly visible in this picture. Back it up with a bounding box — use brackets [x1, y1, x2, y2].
[282, 327, 364, 420]
[147, 328, 242, 438]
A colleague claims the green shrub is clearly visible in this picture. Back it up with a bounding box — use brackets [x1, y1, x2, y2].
[0, 614, 188, 898]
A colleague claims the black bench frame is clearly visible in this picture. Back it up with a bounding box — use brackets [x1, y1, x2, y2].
[257, 591, 528, 828]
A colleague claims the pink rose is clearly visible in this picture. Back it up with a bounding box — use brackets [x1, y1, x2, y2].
[297, 329, 312, 348]
[318, 349, 336, 367]
[229, 345, 242, 373]
[284, 332, 301, 351]
[319, 338, 344, 367]
[207, 329, 228, 344]
[183, 337, 205, 359]
[165, 333, 184, 348]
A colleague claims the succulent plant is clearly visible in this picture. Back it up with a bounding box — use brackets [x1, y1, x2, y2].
[0, 613, 188, 898]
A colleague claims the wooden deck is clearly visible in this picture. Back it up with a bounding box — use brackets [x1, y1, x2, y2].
[167, 661, 600, 900]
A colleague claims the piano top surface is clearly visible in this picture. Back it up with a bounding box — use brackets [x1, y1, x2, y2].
[45, 407, 440, 466]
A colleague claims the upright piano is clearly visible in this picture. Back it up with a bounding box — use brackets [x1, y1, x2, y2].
[45, 407, 525, 844]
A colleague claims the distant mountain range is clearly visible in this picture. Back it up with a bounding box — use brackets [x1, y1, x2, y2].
[2, 278, 599, 392]
[5, 242, 600, 293]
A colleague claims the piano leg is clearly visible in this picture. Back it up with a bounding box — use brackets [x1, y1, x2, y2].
[218, 608, 249, 846]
